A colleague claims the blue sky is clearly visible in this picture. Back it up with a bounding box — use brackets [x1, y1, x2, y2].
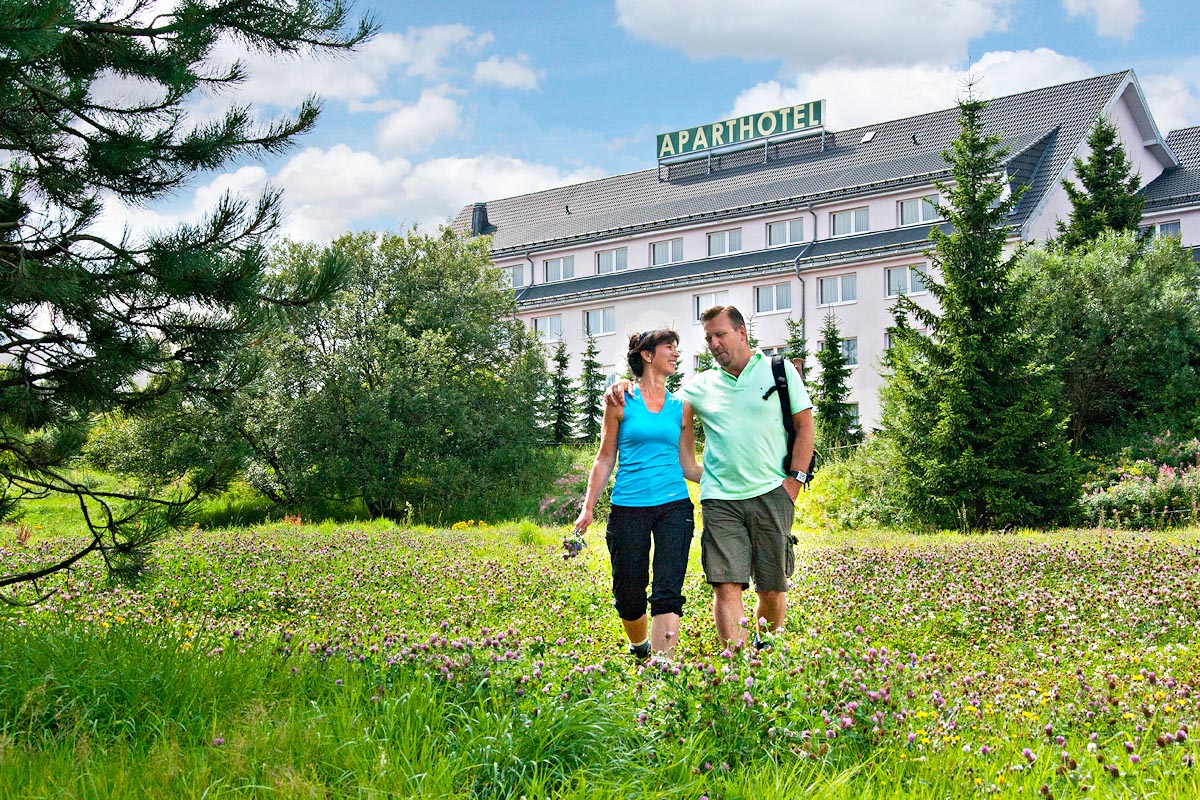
[101, 0, 1200, 242]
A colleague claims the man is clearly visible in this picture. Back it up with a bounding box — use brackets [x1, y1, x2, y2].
[607, 305, 814, 648]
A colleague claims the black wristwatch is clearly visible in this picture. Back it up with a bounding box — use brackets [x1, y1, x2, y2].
[787, 470, 808, 484]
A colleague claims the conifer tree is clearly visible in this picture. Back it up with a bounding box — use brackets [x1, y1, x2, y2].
[784, 317, 810, 380]
[813, 313, 858, 451]
[0, 0, 374, 597]
[1056, 116, 1144, 250]
[879, 92, 1079, 529]
[548, 341, 576, 444]
[579, 335, 605, 442]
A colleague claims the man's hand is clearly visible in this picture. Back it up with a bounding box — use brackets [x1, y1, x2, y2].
[604, 379, 635, 407]
[572, 508, 593, 533]
[782, 476, 802, 503]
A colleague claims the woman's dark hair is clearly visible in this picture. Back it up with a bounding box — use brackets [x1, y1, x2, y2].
[627, 329, 680, 377]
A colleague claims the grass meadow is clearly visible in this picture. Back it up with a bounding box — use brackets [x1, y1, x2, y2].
[3, 486, 1200, 797]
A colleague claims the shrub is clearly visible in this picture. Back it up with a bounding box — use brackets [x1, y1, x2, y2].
[1080, 461, 1200, 529]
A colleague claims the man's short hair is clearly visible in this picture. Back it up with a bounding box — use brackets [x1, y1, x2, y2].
[699, 305, 746, 331]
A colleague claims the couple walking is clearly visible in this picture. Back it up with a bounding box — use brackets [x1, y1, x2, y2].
[574, 305, 815, 660]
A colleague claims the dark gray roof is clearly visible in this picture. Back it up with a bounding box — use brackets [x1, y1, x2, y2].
[453, 71, 1130, 256]
[515, 222, 952, 310]
[1143, 126, 1200, 211]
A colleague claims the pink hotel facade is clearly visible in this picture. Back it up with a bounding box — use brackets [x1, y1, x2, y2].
[452, 71, 1200, 429]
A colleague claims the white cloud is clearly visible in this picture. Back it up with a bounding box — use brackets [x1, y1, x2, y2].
[187, 24, 491, 118]
[376, 90, 462, 153]
[474, 55, 543, 90]
[730, 49, 1094, 130]
[395, 155, 605, 230]
[615, 0, 1012, 68]
[1063, 0, 1141, 40]
[1141, 69, 1200, 135]
[272, 145, 413, 239]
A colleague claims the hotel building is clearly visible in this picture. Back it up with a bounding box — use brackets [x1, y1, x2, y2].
[453, 71, 1200, 429]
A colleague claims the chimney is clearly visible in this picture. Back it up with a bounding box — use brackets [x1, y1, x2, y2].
[470, 202, 489, 235]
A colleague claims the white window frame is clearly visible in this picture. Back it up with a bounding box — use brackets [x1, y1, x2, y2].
[886, 264, 929, 298]
[847, 402, 860, 429]
[754, 282, 791, 314]
[583, 307, 615, 337]
[543, 256, 574, 283]
[841, 337, 858, 368]
[1142, 219, 1182, 239]
[651, 238, 684, 266]
[596, 247, 628, 274]
[767, 218, 804, 247]
[898, 195, 940, 226]
[831, 207, 869, 236]
[761, 345, 786, 357]
[694, 290, 729, 321]
[816, 337, 858, 368]
[817, 273, 857, 307]
[499, 264, 525, 289]
[707, 228, 742, 257]
[533, 314, 562, 342]
[603, 365, 620, 388]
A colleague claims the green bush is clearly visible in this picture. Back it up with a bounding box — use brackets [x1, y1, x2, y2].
[796, 436, 908, 530]
[1079, 431, 1200, 529]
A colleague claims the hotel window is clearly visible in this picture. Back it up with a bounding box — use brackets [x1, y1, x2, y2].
[603, 365, 621, 388]
[694, 355, 705, 371]
[761, 345, 786, 357]
[841, 337, 858, 367]
[831, 207, 869, 236]
[596, 247, 628, 274]
[815, 337, 858, 367]
[651, 238, 683, 265]
[499, 264, 525, 289]
[694, 290, 729, 321]
[532, 314, 562, 342]
[817, 273, 857, 306]
[767, 218, 804, 246]
[583, 307, 615, 337]
[1141, 219, 1182, 239]
[847, 402, 860, 429]
[755, 282, 791, 314]
[543, 255, 574, 282]
[708, 228, 742, 257]
[899, 195, 940, 226]
[886, 264, 928, 297]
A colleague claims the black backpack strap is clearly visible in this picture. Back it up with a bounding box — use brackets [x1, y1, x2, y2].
[770, 355, 796, 471]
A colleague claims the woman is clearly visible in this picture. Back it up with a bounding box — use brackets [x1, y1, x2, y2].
[574, 329, 701, 660]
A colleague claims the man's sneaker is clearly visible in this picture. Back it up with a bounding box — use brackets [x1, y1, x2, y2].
[628, 640, 651, 660]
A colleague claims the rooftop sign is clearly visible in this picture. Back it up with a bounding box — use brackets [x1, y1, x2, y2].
[656, 99, 824, 161]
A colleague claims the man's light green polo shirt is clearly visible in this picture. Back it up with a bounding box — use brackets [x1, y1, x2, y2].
[679, 353, 812, 501]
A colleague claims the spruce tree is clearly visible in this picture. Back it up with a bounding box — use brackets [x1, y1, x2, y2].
[1056, 116, 1144, 250]
[579, 335, 605, 442]
[813, 312, 858, 451]
[548, 341, 576, 444]
[784, 317, 810, 380]
[0, 1, 374, 597]
[879, 92, 1080, 529]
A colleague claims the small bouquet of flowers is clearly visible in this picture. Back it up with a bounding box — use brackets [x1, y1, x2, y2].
[561, 527, 588, 559]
